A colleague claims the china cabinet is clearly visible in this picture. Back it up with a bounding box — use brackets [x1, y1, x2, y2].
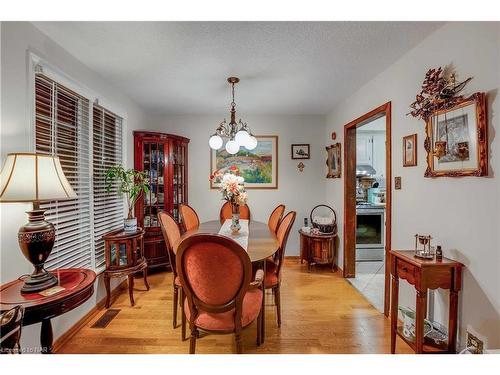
[134, 131, 189, 269]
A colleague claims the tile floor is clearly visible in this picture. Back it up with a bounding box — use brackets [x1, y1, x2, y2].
[347, 261, 385, 313]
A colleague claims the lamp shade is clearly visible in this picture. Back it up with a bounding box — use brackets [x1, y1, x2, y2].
[0, 153, 77, 202]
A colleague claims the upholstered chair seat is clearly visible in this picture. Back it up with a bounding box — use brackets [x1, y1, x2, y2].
[264, 259, 279, 288]
[177, 233, 263, 354]
[174, 276, 182, 287]
[184, 288, 262, 331]
[158, 211, 187, 339]
[263, 211, 296, 327]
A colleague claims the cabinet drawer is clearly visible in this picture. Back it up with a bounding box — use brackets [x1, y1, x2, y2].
[396, 258, 417, 285]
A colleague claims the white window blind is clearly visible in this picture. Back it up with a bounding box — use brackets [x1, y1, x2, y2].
[35, 73, 93, 270]
[92, 105, 124, 271]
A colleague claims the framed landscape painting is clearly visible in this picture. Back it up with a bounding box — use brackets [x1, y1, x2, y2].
[210, 135, 278, 189]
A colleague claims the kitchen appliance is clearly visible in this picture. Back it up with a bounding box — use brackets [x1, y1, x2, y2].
[356, 203, 385, 261]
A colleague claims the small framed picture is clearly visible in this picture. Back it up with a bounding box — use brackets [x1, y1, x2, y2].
[326, 143, 341, 178]
[291, 144, 310, 159]
[403, 134, 417, 167]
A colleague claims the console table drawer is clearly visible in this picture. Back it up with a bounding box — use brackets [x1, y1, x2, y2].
[396, 258, 417, 285]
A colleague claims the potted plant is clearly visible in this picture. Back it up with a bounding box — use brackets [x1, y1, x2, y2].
[105, 165, 149, 232]
[210, 167, 248, 232]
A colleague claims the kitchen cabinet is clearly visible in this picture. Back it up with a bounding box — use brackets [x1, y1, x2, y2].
[356, 131, 386, 177]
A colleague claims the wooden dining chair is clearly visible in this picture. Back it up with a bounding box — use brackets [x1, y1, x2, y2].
[219, 201, 251, 224]
[268, 204, 285, 234]
[179, 204, 200, 232]
[264, 211, 296, 327]
[176, 233, 264, 354]
[158, 211, 187, 338]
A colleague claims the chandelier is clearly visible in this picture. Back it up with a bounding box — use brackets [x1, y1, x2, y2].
[209, 77, 257, 154]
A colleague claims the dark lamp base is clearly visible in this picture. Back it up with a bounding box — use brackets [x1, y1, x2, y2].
[21, 270, 58, 294]
[18, 208, 59, 294]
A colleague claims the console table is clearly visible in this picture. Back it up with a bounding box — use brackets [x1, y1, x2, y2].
[299, 229, 338, 272]
[103, 228, 149, 308]
[0, 268, 96, 354]
[390, 250, 463, 354]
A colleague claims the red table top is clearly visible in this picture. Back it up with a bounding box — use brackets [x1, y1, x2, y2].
[0, 268, 96, 310]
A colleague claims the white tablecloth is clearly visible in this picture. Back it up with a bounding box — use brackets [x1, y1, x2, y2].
[218, 219, 249, 250]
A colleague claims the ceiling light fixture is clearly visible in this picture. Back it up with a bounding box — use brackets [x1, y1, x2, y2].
[209, 77, 257, 154]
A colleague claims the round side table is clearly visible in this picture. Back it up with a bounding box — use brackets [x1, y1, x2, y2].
[299, 229, 338, 272]
[103, 228, 149, 308]
[0, 268, 96, 353]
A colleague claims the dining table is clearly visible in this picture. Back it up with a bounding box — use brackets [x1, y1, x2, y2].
[173, 219, 279, 344]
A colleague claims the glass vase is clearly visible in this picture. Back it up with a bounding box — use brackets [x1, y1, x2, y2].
[230, 203, 241, 232]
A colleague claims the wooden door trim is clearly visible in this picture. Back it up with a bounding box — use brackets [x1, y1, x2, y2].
[342, 101, 392, 317]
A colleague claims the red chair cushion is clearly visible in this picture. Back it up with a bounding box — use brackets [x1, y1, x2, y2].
[184, 288, 263, 331]
[174, 276, 182, 287]
[264, 259, 279, 288]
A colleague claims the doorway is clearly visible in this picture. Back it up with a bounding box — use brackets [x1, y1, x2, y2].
[343, 102, 392, 316]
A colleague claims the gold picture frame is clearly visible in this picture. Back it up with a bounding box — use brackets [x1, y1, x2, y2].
[424, 92, 487, 177]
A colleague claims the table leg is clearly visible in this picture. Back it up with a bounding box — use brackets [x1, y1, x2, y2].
[260, 259, 266, 344]
[143, 267, 150, 291]
[128, 274, 135, 306]
[390, 274, 399, 354]
[104, 274, 111, 308]
[415, 289, 427, 354]
[40, 319, 53, 354]
[448, 289, 458, 353]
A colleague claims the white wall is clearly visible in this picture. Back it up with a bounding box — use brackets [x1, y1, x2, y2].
[146, 114, 327, 255]
[325, 22, 500, 349]
[0, 22, 148, 351]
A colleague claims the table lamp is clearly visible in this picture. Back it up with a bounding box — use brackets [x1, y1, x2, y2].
[0, 153, 77, 293]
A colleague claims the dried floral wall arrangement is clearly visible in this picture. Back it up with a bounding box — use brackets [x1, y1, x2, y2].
[408, 66, 472, 121]
[408, 66, 487, 177]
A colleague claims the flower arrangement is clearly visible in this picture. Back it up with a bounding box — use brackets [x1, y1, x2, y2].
[211, 166, 248, 207]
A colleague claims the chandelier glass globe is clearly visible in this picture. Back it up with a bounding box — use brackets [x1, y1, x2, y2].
[225, 139, 240, 155]
[245, 135, 258, 151]
[235, 130, 250, 146]
[209, 134, 223, 150]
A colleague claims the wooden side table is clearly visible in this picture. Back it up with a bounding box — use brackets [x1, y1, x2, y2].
[0, 268, 96, 354]
[103, 228, 149, 308]
[390, 250, 463, 354]
[299, 229, 338, 272]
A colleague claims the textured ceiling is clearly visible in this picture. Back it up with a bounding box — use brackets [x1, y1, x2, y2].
[32, 22, 443, 115]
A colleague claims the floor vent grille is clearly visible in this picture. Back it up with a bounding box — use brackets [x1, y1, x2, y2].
[91, 309, 120, 328]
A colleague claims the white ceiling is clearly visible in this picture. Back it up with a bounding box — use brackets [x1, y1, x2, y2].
[32, 22, 443, 115]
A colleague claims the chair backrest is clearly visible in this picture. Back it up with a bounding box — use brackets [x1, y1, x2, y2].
[219, 201, 251, 224]
[0, 305, 24, 354]
[176, 234, 252, 330]
[179, 204, 200, 232]
[268, 204, 285, 233]
[158, 211, 181, 277]
[275, 211, 296, 278]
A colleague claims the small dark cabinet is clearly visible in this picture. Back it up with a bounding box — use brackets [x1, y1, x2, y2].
[134, 131, 189, 270]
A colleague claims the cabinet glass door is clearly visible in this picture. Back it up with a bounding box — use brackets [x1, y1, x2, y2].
[171, 141, 187, 222]
[143, 141, 165, 228]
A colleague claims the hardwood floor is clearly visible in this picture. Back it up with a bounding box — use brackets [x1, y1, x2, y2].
[57, 259, 412, 354]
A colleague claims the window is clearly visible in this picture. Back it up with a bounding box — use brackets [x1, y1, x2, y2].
[34, 72, 124, 272]
[92, 105, 124, 271]
[35, 74, 92, 270]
